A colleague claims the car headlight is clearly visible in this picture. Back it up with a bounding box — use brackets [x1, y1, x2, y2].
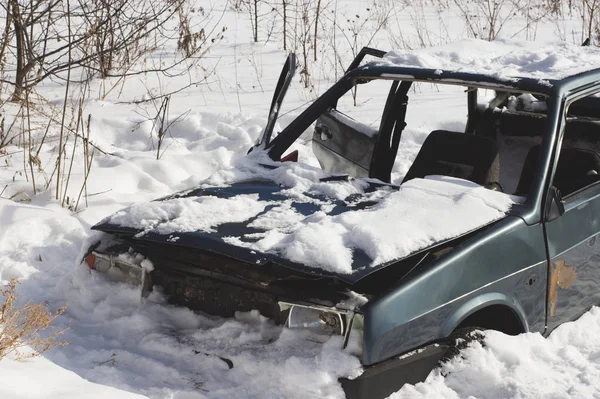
[286, 305, 346, 335]
[279, 301, 364, 357]
[85, 252, 150, 295]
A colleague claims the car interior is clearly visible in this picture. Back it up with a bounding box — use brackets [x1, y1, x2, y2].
[311, 82, 600, 199]
[473, 92, 600, 198]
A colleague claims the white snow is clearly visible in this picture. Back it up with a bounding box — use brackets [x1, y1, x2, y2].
[0, 353, 147, 399]
[395, 308, 600, 398]
[103, 193, 268, 237]
[336, 291, 369, 311]
[113, 249, 155, 272]
[228, 174, 516, 274]
[1, 1, 600, 399]
[105, 153, 515, 275]
[379, 38, 600, 81]
[507, 93, 548, 112]
[337, 176, 516, 266]
[247, 202, 306, 232]
[0, 199, 362, 398]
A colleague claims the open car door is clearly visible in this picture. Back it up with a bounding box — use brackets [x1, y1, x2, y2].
[254, 53, 297, 148]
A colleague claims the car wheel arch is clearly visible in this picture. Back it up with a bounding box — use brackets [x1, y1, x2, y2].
[439, 292, 528, 339]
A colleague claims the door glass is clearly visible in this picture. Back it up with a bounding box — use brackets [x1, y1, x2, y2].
[554, 94, 600, 197]
[334, 79, 394, 131]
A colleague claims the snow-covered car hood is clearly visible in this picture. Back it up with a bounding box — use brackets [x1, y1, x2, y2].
[92, 167, 517, 284]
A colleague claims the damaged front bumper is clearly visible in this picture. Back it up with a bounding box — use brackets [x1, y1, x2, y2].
[340, 343, 448, 399]
[84, 245, 443, 398]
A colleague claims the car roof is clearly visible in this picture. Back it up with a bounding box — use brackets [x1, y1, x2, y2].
[357, 39, 600, 95]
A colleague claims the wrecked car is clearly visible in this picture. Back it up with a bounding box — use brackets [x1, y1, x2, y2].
[84, 40, 600, 398]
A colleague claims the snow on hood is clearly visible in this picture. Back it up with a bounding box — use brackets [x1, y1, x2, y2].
[99, 151, 516, 275]
[378, 38, 600, 82]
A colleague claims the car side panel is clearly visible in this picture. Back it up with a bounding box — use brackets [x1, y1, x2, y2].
[544, 185, 600, 332]
[362, 216, 547, 366]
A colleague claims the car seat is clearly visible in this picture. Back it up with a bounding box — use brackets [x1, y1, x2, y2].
[402, 130, 500, 187]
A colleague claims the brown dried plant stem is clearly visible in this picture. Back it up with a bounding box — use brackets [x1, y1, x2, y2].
[75, 115, 95, 212]
[254, 0, 259, 42]
[314, 0, 321, 61]
[0, 279, 67, 361]
[25, 88, 36, 195]
[283, 0, 287, 50]
[56, 0, 72, 200]
[62, 100, 82, 208]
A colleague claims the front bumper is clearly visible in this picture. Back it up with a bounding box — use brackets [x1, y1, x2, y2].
[341, 343, 448, 399]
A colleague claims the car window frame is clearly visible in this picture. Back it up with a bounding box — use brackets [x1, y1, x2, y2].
[553, 86, 600, 204]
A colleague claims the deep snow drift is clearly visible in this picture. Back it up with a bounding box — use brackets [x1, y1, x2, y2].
[395, 309, 600, 398]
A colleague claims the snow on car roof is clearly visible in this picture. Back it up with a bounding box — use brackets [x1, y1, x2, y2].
[374, 38, 600, 83]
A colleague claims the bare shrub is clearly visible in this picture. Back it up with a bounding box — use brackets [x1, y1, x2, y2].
[0, 0, 229, 209]
[1, 0, 221, 102]
[451, 0, 553, 41]
[0, 279, 67, 361]
[235, 0, 261, 42]
[580, 0, 600, 43]
[328, 3, 394, 91]
[177, 4, 207, 57]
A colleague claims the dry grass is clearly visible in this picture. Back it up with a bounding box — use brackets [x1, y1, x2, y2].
[0, 279, 67, 361]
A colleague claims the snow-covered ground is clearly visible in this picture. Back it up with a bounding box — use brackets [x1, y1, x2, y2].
[2, 1, 600, 398]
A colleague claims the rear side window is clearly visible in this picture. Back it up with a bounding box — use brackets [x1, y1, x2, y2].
[554, 94, 600, 197]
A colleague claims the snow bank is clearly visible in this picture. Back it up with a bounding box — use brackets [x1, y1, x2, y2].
[0, 354, 147, 399]
[379, 38, 600, 81]
[395, 307, 600, 398]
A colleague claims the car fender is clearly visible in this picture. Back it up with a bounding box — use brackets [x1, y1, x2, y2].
[439, 291, 529, 338]
[361, 216, 547, 366]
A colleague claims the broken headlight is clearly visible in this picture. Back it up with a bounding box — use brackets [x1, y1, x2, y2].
[279, 302, 364, 356]
[85, 251, 151, 295]
[286, 304, 346, 336]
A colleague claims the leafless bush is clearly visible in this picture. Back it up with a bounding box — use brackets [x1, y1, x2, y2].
[154, 96, 170, 160]
[0, 0, 221, 103]
[297, 0, 314, 89]
[177, 4, 207, 57]
[0, 279, 67, 361]
[388, 0, 446, 50]
[325, 3, 394, 92]
[235, 0, 261, 42]
[0, 0, 228, 209]
[451, 0, 553, 41]
[579, 0, 600, 44]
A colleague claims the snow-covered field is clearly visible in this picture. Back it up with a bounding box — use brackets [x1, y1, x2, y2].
[2, 1, 600, 398]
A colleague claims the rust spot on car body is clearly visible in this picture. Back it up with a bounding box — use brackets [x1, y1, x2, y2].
[549, 260, 577, 317]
